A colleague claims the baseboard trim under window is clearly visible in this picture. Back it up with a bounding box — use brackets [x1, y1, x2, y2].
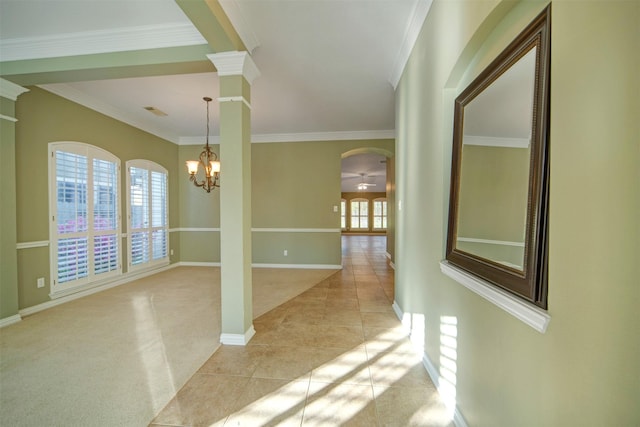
[20, 263, 177, 317]
[19, 261, 342, 318]
[0, 314, 23, 329]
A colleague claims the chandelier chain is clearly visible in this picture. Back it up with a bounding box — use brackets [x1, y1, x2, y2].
[185, 96, 220, 192]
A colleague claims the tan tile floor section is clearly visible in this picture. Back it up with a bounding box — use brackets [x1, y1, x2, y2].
[150, 235, 453, 426]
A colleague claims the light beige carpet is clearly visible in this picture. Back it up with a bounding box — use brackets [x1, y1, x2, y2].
[0, 266, 335, 426]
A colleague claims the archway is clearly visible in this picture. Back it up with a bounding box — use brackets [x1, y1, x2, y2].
[340, 147, 395, 263]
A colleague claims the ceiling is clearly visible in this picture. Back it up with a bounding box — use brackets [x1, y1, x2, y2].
[341, 153, 387, 193]
[0, 0, 431, 190]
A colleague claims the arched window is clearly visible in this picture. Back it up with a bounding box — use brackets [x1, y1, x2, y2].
[373, 198, 387, 230]
[350, 198, 369, 230]
[127, 160, 169, 271]
[49, 142, 121, 294]
[340, 199, 347, 230]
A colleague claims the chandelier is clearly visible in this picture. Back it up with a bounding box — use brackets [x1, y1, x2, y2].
[186, 97, 220, 192]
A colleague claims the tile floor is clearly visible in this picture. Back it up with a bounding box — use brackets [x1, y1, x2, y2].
[0, 265, 334, 426]
[150, 236, 453, 426]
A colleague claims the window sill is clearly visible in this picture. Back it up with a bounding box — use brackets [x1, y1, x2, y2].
[439, 260, 550, 333]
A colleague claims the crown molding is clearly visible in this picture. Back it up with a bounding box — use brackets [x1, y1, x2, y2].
[207, 51, 260, 84]
[0, 23, 207, 62]
[0, 78, 29, 101]
[177, 129, 395, 145]
[178, 129, 394, 145]
[38, 84, 179, 144]
[251, 130, 395, 143]
[389, 0, 434, 89]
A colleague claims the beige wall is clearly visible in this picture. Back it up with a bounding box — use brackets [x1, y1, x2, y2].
[395, 0, 639, 425]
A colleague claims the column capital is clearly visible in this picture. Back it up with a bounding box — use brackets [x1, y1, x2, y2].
[0, 78, 29, 101]
[207, 51, 260, 85]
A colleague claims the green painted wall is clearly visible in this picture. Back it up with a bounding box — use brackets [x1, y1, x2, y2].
[14, 87, 180, 309]
[16, 247, 49, 310]
[386, 156, 396, 262]
[252, 142, 342, 228]
[178, 144, 221, 264]
[178, 139, 394, 266]
[251, 140, 393, 265]
[456, 144, 529, 266]
[252, 232, 340, 265]
[7, 90, 394, 312]
[458, 145, 529, 242]
[0, 97, 19, 320]
[395, 0, 639, 425]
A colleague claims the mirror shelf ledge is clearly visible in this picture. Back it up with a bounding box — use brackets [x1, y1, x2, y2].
[440, 260, 550, 333]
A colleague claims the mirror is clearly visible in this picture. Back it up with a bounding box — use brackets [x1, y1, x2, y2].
[446, 5, 550, 308]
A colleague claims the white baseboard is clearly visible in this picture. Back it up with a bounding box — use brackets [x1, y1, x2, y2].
[0, 314, 22, 328]
[220, 325, 256, 345]
[386, 252, 396, 270]
[20, 263, 179, 317]
[392, 300, 403, 320]
[391, 300, 468, 427]
[178, 262, 341, 270]
[252, 263, 342, 270]
[421, 353, 469, 427]
[177, 261, 221, 267]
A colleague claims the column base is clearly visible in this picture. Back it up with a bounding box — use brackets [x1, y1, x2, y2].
[220, 325, 256, 346]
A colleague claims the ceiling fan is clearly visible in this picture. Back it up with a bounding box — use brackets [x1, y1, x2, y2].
[356, 173, 376, 190]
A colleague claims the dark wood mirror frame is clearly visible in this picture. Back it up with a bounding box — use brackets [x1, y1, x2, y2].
[446, 5, 550, 309]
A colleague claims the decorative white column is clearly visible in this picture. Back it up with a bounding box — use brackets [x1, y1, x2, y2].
[0, 79, 29, 326]
[207, 52, 260, 345]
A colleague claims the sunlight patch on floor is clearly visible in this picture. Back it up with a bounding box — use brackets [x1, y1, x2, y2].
[225, 379, 309, 426]
[439, 315, 458, 418]
[132, 294, 177, 412]
[303, 381, 376, 426]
